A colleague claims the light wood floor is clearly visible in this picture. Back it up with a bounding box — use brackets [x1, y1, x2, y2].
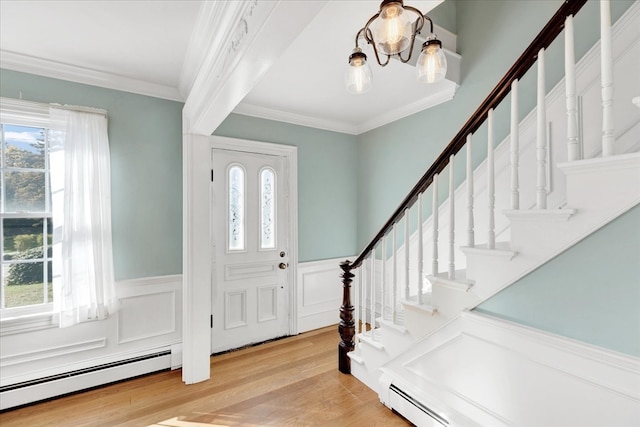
[0, 326, 412, 426]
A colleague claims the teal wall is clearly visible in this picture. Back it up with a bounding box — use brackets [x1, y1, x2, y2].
[214, 114, 358, 262]
[475, 205, 640, 357]
[355, 0, 635, 250]
[0, 69, 183, 280]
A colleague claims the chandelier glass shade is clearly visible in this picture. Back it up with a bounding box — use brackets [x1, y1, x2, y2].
[346, 48, 373, 94]
[346, 0, 447, 94]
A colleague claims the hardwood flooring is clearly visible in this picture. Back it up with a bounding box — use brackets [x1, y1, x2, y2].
[0, 326, 412, 427]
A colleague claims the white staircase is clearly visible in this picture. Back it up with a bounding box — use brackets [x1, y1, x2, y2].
[345, 2, 640, 425]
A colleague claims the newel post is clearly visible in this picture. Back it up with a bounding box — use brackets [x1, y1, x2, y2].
[338, 260, 355, 374]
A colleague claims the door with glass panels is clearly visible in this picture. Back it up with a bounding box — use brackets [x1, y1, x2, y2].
[211, 148, 290, 353]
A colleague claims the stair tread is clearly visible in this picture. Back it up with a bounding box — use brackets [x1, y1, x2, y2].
[359, 330, 385, 350]
[426, 270, 474, 290]
[460, 242, 517, 259]
[504, 208, 576, 222]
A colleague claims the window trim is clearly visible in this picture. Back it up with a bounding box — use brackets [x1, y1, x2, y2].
[0, 98, 55, 329]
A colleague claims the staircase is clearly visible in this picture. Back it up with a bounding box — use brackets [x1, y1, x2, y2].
[338, 1, 640, 425]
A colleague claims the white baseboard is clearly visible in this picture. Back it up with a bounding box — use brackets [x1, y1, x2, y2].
[0, 349, 171, 410]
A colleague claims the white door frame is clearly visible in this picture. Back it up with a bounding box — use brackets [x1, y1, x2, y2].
[210, 136, 298, 339]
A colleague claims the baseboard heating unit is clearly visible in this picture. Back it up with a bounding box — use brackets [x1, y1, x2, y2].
[389, 384, 449, 427]
[0, 350, 171, 411]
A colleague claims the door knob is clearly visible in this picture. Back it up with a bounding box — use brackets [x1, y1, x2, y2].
[278, 262, 288, 270]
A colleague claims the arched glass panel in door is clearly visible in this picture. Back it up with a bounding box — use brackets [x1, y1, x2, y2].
[260, 167, 276, 249]
[228, 165, 245, 251]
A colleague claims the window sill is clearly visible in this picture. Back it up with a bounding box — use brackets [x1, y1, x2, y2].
[0, 311, 58, 336]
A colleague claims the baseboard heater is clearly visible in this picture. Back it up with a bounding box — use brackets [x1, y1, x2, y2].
[389, 384, 449, 426]
[0, 350, 171, 411]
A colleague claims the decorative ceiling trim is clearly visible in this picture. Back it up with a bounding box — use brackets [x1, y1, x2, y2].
[234, 81, 459, 136]
[0, 50, 183, 102]
[182, 1, 327, 135]
[178, 1, 259, 100]
[357, 81, 459, 134]
[233, 103, 359, 135]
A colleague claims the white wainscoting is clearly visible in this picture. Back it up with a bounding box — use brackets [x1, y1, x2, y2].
[297, 256, 357, 333]
[0, 274, 182, 410]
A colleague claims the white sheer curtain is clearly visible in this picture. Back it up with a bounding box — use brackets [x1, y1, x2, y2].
[49, 107, 117, 327]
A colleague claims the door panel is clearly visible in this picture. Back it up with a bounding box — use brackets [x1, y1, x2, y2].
[211, 148, 290, 353]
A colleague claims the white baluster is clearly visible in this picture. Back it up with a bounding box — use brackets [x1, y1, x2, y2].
[601, 0, 615, 156]
[370, 250, 375, 334]
[511, 79, 520, 209]
[432, 173, 439, 275]
[404, 208, 410, 300]
[417, 192, 424, 304]
[363, 256, 369, 333]
[392, 223, 398, 323]
[448, 155, 456, 279]
[536, 48, 548, 209]
[466, 135, 474, 248]
[355, 263, 361, 335]
[565, 15, 580, 161]
[487, 109, 496, 249]
[381, 235, 386, 321]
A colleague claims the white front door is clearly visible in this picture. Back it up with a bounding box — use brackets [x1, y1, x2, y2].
[211, 145, 292, 353]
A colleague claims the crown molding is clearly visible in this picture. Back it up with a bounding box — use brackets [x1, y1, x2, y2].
[235, 80, 459, 136]
[233, 103, 359, 135]
[0, 50, 183, 102]
[357, 81, 459, 134]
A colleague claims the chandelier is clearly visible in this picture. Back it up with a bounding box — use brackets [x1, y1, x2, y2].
[346, 0, 448, 94]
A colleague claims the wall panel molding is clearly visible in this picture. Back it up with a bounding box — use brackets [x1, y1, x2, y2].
[297, 256, 356, 333]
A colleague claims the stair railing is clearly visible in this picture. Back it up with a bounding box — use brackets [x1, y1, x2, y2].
[337, 0, 619, 374]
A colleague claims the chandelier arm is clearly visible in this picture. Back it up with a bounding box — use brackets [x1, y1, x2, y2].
[362, 12, 380, 41]
[365, 27, 391, 67]
[395, 29, 421, 63]
[354, 28, 366, 49]
[422, 15, 435, 35]
[402, 5, 426, 34]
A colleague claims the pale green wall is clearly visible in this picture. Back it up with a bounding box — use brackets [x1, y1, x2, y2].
[0, 69, 183, 280]
[214, 114, 358, 262]
[475, 205, 640, 357]
[355, 0, 635, 250]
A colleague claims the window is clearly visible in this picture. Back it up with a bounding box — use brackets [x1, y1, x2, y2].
[1, 112, 54, 317]
[1, 98, 117, 329]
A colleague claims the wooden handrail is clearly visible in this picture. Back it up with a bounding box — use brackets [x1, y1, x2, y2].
[349, 0, 587, 270]
[339, 0, 589, 375]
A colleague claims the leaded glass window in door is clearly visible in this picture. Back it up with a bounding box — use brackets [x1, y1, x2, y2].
[260, 167, 276, 249]
[228, 165, 245, 251]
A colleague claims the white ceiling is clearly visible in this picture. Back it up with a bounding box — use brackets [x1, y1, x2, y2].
[0, 0, 455, 135]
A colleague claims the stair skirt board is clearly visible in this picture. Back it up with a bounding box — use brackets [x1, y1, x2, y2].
[0, 350, 171, 411]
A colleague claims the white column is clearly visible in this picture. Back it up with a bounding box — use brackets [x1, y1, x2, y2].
[432, 173, 439, 275]
[448, 155, 456, 279]
[536, 48, 548, 209]
[417, 192, 424, 304]
[466, 135, 474, 248]
[404, 208, 410, 300]
[511, 80, 520, 209]
[601, 0, 615, 156]
[565, 15, 580, 162]
[487, 109, 496, 249]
